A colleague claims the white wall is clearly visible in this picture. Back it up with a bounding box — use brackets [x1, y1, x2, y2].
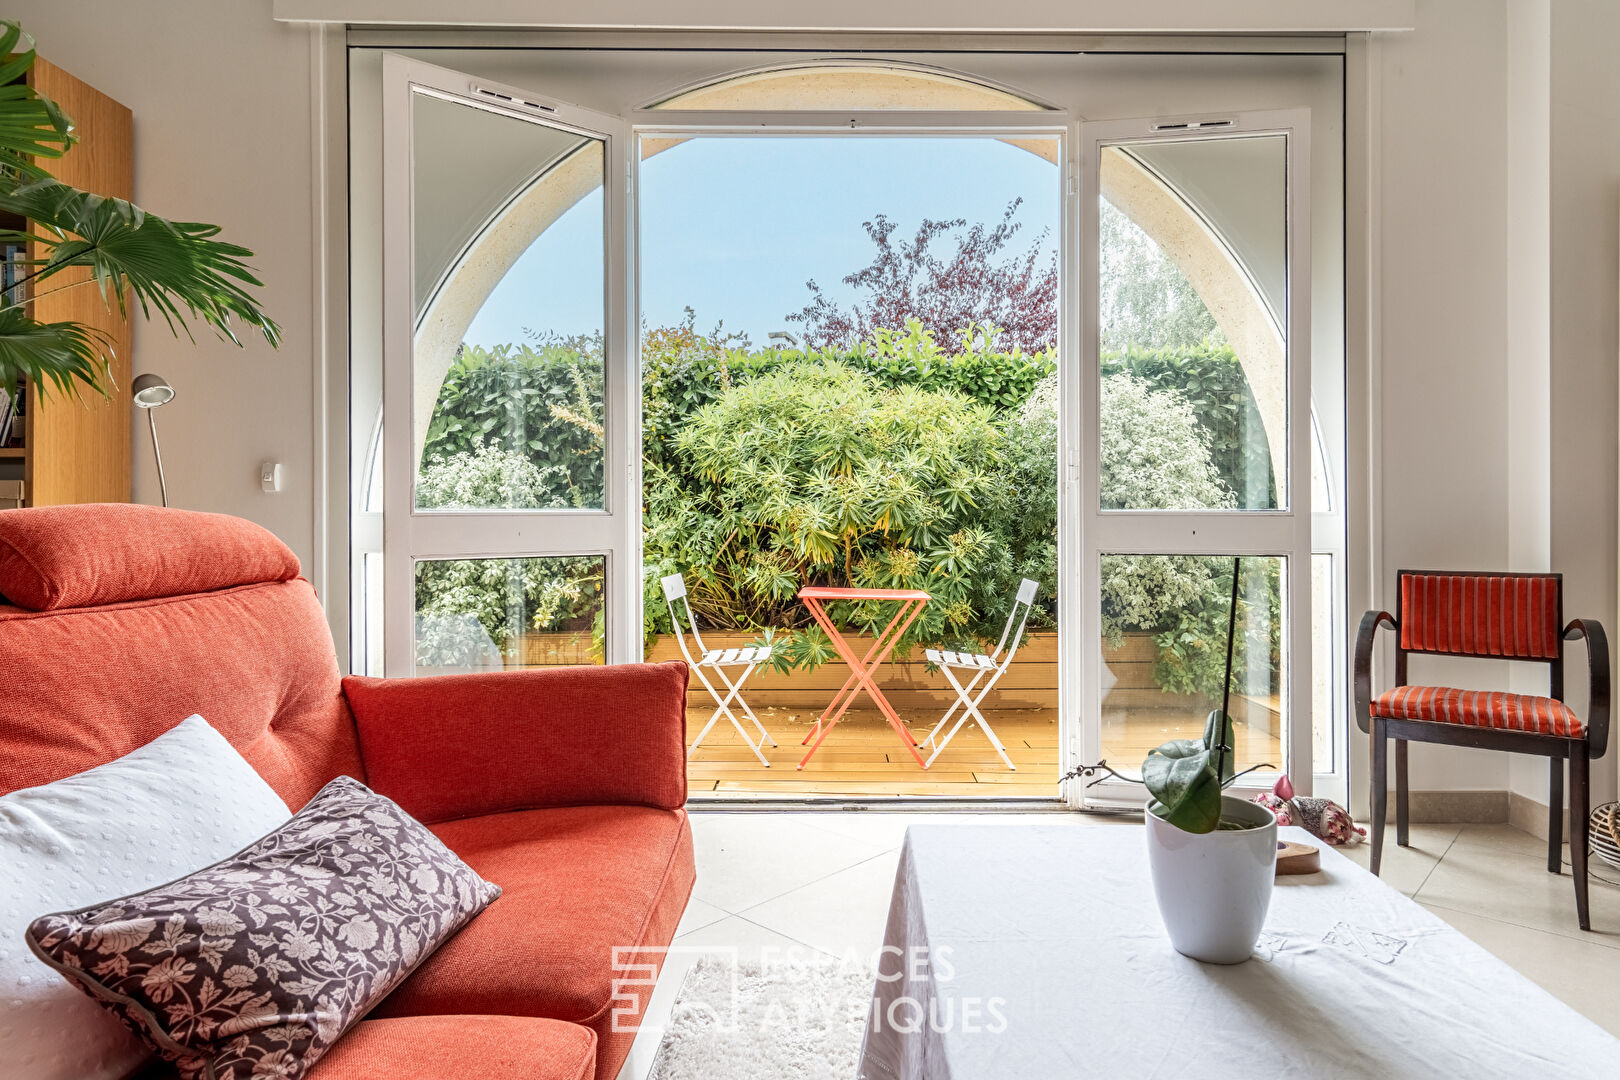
[1372, 0, 1514, 792]
[7, 1, 321, 574]
[13, 0, 1618, 804]
[1503, 0, 1554, 804]
[1549, 0, 1620, 805]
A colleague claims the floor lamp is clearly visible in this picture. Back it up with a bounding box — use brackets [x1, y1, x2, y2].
[131, 373, 174, 508]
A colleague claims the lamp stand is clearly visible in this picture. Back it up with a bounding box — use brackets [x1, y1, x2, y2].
[146, 406, 168, 508]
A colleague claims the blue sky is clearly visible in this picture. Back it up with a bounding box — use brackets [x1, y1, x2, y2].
[464, 137, 1059, 348]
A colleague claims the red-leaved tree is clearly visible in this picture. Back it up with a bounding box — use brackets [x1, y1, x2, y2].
[787, 198, 1057, 353]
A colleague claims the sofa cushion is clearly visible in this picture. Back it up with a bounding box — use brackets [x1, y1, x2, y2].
[305, 1016, 594, 1080]
[28, 777, 502, 1080]
[375, 805, 695, 1080]
[0, 715, 292, 1080]
[0, 504, 299, 612]
[0, 578, 362, 807]
[344, 663, 690, 824]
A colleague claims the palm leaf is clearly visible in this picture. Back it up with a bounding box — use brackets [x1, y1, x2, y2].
[0, 180, 280, 349]
[0, 305, 109, 399]
[0, 23, 74, 180]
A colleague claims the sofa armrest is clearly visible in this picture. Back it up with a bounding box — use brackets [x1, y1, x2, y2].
[342, 661, 689, 824]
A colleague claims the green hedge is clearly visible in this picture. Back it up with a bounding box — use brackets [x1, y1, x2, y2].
[418, 324, 1278, 697]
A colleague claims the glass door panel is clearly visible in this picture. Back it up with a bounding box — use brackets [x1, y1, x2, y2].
[382, 55, 633, 675]
[1078, 112, 1312, 802]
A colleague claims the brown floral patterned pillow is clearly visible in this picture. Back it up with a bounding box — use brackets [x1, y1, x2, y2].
[25, 776, 500, 1080]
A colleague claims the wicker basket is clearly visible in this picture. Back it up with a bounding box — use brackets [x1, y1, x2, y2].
[1591, 803, 1620, 870]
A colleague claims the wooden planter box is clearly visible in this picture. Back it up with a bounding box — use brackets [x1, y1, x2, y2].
[492, 629, 1275, 726]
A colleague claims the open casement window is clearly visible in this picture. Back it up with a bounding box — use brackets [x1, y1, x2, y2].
[1070, 109, 1315, 806]
[380, 55, 637, 675]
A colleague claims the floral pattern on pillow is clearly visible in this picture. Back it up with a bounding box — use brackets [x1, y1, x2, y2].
[26, 776, 501, 1080]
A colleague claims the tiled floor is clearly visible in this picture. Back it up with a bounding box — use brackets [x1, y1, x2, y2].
[616, 811, 1620, 1079]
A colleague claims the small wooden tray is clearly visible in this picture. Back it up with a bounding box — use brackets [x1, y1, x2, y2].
[1276, 840, 1321, 875]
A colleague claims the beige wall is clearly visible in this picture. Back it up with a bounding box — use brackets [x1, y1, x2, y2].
[12, 1, 1618, 804]
[1372, 0, 1514, 793]
[5, 0, 320, 571]
[1548, 0, 1620, 805]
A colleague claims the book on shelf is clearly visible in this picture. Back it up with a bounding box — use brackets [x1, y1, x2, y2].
[1, 242, 24, 307]
[0, 478, 22, 510]
[0, 380, 19, 448]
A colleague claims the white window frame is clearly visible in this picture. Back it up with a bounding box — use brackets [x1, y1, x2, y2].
[1072, 109, 1315, 806]
[380, 54, 639, 673]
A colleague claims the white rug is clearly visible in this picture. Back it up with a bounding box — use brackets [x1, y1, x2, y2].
[648, 956, 873, 1080]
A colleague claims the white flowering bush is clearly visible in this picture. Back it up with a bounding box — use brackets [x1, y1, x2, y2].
[414, 445, 603, 667]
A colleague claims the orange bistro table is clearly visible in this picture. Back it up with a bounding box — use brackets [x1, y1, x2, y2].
[795, 586, 931, 770]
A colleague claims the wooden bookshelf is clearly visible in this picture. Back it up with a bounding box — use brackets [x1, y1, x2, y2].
[7, 59, 133, 506]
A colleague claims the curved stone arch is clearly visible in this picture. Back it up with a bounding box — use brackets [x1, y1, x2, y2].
[401, 65, 1287, 492]
[646, 59, 1053, 112]
[411, 146, 602, 461]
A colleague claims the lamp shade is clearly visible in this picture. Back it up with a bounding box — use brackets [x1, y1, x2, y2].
[131, 373, 174, 409]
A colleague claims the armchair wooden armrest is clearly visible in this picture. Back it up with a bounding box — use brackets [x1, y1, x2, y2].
[1353, 609, 1398, 735]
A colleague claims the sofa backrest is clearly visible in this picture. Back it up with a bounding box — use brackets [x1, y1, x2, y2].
[0, 504, 362, 808]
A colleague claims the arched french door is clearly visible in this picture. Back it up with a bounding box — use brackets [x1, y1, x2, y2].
[368, 52, 1339, 801]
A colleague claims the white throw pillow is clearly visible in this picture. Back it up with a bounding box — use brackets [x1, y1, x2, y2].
[0, 714, 293, 1080]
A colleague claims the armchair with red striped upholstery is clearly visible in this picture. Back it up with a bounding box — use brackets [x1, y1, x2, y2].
[1355, 570, 1610, 930]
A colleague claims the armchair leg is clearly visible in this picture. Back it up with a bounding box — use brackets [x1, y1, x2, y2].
[1395, 738, 1410, 848]
[1570, 743, 1591, 931]
[1548, 756, 1564, 874]
[1370, 719, 1388, 876]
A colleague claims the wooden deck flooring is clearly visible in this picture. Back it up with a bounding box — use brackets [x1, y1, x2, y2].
[685, 705, 1284, 799]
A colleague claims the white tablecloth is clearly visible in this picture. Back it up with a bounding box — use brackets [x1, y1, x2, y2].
[858, 823, 1618, 1079]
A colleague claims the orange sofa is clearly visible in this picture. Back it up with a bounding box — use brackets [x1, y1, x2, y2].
[0, 504, 695, 1080]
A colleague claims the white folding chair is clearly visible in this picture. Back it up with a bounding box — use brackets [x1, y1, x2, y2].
[661, 572, 776, 767]
[920, 578, 1040, 770]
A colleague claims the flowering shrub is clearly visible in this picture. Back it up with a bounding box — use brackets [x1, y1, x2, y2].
[413, 445, 603, 667]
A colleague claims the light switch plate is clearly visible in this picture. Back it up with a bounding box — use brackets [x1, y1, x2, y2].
[260, 461, 283, 493]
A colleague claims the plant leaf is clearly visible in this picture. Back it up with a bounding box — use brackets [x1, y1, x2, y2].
[0, 23, 75, 180]
[1143, 738, 1221, 833]
[0, 305, 110, 399]
[0, 180, 280, 352]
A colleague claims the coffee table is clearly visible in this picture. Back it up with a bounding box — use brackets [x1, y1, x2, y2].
[858, 823, 1618, 1079]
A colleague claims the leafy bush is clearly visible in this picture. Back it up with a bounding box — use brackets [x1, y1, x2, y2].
[646, 357, 1007, 660]
[422, 339, 604, 509]
[1153, 559, 1282, 702]
[1103, 344, 1275, 508]
[418, 320, 1277, 696]
[414, 445, 604, 667]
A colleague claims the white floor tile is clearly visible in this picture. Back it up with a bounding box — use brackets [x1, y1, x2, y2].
[623, 808, 1620, 1080]
[1338, 823, 1460, 896]
[672, 897, 728, 937]
[740, 849, 904, 961]
[1451, 822, 1566, 862]
[1414, 840, 1620, 946]
[687, 812, 891, 912]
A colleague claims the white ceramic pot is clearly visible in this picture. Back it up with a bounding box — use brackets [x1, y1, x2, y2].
[1145, 795, 1278, 964]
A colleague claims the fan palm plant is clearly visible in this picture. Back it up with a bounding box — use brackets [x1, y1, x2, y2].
[0, 22, 278, 399]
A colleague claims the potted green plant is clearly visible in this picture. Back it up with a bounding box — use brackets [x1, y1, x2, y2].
[1066, 558, 1278, 964]
[0, 22, 277, 400]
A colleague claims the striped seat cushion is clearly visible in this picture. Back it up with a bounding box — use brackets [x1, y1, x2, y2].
[1371, 685, 1583, 738]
